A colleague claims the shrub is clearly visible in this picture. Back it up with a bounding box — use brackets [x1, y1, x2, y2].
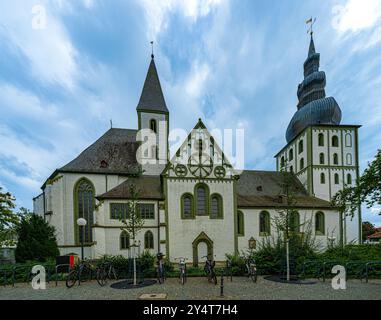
[15, 215, 59, 263]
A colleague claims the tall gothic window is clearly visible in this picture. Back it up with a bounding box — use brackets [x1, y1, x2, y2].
[196, 185, 208, 215]
[332, 135, 339, 147]
[315, 212, 325, 235]
[120, 231, 130, 250]
[75, 179, 94, 244]
[345, 133, 352, 147]
[144, 231, 154, 249]
[300, 158, 305, 170]
[347, 174, 353, 185]
[259, 211, 270, 235]
[281, 156, 285, 168]
[210, 194, 222, 219]
[182, 194, 194, 219]
[333, 153, 339, 165]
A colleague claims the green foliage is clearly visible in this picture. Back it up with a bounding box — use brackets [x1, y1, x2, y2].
[0, 188, 18, 246]
[15, 214, 59, 263]
[139, 250, 155, 271]
[362, 221, 377, 241]
[120, 184, 144, 240]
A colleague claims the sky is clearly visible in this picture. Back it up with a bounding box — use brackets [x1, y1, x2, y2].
[0, 0, 380, 226]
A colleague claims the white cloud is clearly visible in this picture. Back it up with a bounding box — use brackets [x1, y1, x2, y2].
[0, 2, 77, 88]
[332, 0, 381, 33]
[370, 207, 381, 215]
[185, 62, 210, 97]
[140, 0, 223, 38]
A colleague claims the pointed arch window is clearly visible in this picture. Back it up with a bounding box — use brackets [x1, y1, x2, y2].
[75, 179, 94, 244]
[120, 231, 130, 250]
[237, 211, 244, 236]
[144, 231, 154, 249]
[259, 211, 271, 235]
[320, 173, 326, 184]
[315, 212, 325, 235]
[332, 135, 339, 147]
[318, 133, 324, 146]
[150, 119, 157, 133]
[333, 153, 339, 165]
[210, 194, 223, 219]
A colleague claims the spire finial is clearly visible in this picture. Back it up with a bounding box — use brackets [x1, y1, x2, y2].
[150, 41, 154, 59]
[306, 17, 316, 36]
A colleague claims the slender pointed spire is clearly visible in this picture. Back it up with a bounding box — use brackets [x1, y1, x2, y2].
[308, 34, 316, 57]
[136, 50, 169, 113]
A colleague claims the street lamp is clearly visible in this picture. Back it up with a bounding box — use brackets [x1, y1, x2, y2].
[77, 218, 87, 261]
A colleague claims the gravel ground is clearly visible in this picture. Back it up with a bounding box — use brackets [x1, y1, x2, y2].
[0, 277, 380, 300]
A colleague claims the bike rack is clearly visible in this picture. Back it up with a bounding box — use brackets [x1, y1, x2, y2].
[54, 264, 71, 286]
[363, 261, 381, 283]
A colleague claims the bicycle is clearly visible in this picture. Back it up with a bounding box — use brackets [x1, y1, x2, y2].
[66, 260, 95, 288]
[175, 257, 188, 285]
[242, 256, 257, 283]
[202, 255, 217, 285]
[96, 261, 118, 287]
[156, 253, 166, 284]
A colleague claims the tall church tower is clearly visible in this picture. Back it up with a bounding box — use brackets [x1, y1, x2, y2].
[136, 54, 169, 176]
[275, 34, 362, 244]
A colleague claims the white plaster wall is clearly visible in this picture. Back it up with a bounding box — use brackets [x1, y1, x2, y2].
[166, 179, 235, 263]
[237, 208, 340, 251]
[33, 194, 44, 217]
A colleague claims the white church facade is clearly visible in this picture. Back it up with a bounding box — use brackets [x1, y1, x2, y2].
[33, 37, 361, 265]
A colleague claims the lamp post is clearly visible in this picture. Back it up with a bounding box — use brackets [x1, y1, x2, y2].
[77, 218, 87, 261]
[286, 238, 290, 282]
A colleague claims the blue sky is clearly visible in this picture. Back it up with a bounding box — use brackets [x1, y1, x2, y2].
[0, 0, 380, 226]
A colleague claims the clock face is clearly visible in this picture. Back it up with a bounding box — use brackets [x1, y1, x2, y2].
[188, 153, 213, 178]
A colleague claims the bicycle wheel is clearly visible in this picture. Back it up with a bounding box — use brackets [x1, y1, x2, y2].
[110, 266, 118, 280]
[96, 268, 107, 287]
[211, 272, 217, 285]
[157, 268, 164, 284]
[66, 270, 78, 288]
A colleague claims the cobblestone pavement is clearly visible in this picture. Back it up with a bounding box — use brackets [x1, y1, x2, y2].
[0, 277, 380, 300]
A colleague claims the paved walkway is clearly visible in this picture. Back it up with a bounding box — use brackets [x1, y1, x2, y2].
[0, 277, 380, 300]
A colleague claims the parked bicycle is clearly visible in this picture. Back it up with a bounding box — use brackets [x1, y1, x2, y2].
[96, 261, 118, 287]
[156, 253, 166, 284]
[242, 255, 257, 283]
[202, 255, 217, 285]
[175, 257, 188, 285]
[66, 260, 95, 288]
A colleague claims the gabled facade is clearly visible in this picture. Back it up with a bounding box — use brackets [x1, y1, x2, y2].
[33, 38, 356, 263]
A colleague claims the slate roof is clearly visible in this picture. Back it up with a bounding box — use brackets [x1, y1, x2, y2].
[59, 128, 140, 175]
[97, 176, 164, 200]
[236, 170, 333, 209]
[136, 57, 169, 113]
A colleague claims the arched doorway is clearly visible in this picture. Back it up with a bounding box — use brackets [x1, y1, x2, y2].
[192, 232, 213, 267]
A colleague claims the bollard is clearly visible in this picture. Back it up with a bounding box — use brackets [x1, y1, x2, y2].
[220, 273, 224, 297]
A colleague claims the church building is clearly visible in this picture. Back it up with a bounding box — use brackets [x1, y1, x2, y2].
[33, 36, 361, 265]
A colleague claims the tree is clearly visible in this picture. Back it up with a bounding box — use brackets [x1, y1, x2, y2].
[120, 183, 144, 285]
[15, 214, 59, 263]
[362, 221, 377, 242]
[0, 188, 19, 246]
[358, 149, 381, 212]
